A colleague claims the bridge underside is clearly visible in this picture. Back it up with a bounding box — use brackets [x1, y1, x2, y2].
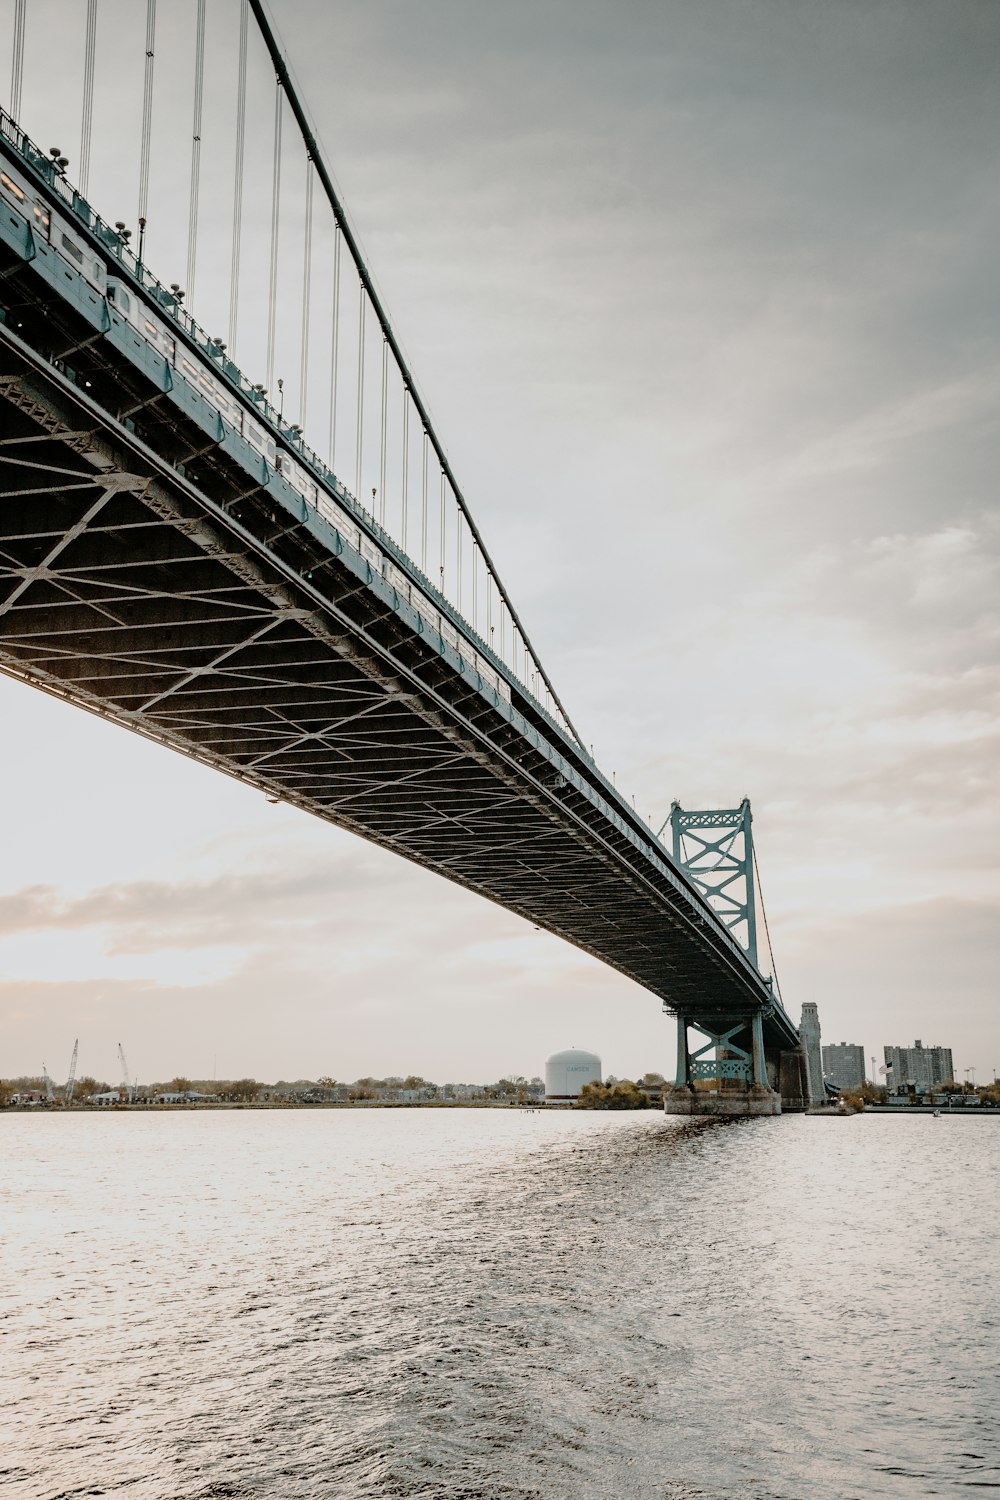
[0, 243, 797, 1050]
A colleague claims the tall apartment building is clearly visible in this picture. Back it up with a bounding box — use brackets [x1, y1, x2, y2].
[883, 1039, 954, 1093]
[822, 1042, 866, 1091]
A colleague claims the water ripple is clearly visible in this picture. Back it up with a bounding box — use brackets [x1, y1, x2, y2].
[1, 1110, 997, 1498]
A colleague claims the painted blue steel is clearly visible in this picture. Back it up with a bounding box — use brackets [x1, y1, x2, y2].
[689, 1059, 751, 1082]
[668, 798, 759, 968]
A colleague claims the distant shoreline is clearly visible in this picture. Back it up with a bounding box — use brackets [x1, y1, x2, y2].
[3, 1099, 569, 1113]
[861, 1105, 997, 1116]
[5, 1100, 995, 1116]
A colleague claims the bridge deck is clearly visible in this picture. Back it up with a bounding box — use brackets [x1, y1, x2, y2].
[0, 139, 797, 1050]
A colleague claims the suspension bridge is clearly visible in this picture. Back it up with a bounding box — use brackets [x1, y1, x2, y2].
[0, 0, 818, 1113]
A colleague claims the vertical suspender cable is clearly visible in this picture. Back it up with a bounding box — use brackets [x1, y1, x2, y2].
[457, 515, 462, 612]
[265, 79, 282, 394]
[9, 0, 25, 120]
[245, 0, 586, 747]
[300, 164, 313, 429]
[138, 0, 156, 233]
[328, 226, 340, 467]
[752, 843, 784, 1004]
[228, 0, 248, 352]
[421, 432, 428, 572]
[79, 0, 98, 198]
[401, 391, 409, 550]
[472, 542, 478, 632]
[439, 472, 446, 588]
[186, 0, 207, 307]
[379, 339, 387, 524]
[355, 291, 365, 500]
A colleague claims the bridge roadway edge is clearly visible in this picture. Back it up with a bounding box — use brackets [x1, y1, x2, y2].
[0, 166, 799, 1053]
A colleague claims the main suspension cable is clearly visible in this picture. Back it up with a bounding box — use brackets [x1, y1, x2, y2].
[138, 0, 156, 233]
[186, 0, 207, 307]
[9, 0, 25, 121]
[228, 0, 248, 352]
[79, 0, 98, 197]
[265, 78, 282, 393]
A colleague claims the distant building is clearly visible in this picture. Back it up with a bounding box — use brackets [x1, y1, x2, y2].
[883, 1040, 954, 1094]
[545, 1048, 601, 1101]
[153, 1090, 216, 1104]
[822, 1043, 866, 1091]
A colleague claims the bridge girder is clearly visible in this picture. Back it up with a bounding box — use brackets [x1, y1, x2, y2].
[0, 164, 799, 1053]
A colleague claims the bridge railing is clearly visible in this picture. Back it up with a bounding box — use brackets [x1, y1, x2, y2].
[1, 102, 585, 756]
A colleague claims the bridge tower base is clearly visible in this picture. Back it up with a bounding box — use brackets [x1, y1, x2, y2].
[778, 1048, 811, 1113]
[663, 1085, 782, 1117]
[664, 1012, 782, 1117]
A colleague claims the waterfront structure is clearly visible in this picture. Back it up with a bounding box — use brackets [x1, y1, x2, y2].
[664, 802, 816, 1115]
[153, 1090, 217, 1104]
[884, 1041, 954, 1094]
[822, 1042, 866, 1091]
[799, 1004, 825, 1105]
[545, 1050, 601, 1101]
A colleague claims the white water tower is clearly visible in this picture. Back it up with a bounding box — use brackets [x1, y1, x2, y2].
[545, 1048, 601, 1101]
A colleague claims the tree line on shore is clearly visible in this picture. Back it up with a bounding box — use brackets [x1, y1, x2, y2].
[1, 1069, 671, 1107]
[0, 1072, 549, 1106]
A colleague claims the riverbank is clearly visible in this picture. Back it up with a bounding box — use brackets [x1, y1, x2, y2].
[863, 1104, 997, 1116]
[3, 1098, 569, 1112]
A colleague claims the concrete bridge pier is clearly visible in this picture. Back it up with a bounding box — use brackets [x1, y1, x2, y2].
[777, 1004, 826, 1111]
[664, 1012, 782, 1117]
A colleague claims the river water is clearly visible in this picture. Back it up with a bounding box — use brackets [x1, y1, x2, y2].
[1, 1108, 997, 1499]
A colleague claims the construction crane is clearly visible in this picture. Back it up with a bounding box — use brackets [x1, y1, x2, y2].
[64, 1039, 79, 1105]
[42, 1063, 54, 1103]
[117, 1042, 136, 1104]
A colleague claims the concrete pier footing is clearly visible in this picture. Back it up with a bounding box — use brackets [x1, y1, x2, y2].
[778, 1050, 811, 1113]
[664, 1085, 782, 1117]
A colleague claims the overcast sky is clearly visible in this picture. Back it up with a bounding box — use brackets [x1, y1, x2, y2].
[2, 0, 998, 1087]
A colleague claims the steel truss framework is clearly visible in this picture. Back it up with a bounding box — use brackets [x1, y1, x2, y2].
[0, 172, 799, 1051]
[668, 799, 759, 965]
[664, 803, 785, 1089]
